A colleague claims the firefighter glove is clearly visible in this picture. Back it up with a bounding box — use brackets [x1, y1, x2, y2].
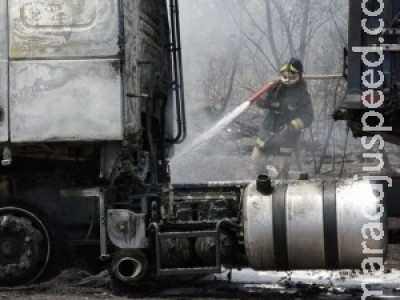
[278, 123, 295, 135]
[255, 138, 266, 149]
[255, 137, 274, 152]
[289, 117, 306, 131]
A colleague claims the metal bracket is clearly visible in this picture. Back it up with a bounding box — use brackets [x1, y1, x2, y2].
[1, 146, 12, 166]
[60, 187, 110, 261]
[149, 221, 225, 276]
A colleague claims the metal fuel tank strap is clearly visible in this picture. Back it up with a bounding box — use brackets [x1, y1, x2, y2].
[323, 181, 339, 269]
[272, 184, 289, 270]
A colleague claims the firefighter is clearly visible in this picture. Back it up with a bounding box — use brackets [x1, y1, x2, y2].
[252, 57, 313, 179]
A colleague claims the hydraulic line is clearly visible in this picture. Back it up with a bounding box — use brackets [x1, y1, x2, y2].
[168, 0, 187, 144]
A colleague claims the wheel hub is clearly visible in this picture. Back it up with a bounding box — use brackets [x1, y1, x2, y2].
[1, 235, 22, 256]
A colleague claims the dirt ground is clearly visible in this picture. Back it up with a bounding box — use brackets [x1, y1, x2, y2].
[2, 264, 400, 300]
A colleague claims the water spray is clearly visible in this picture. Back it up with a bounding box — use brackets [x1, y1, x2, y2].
[178, 79, 277, 156]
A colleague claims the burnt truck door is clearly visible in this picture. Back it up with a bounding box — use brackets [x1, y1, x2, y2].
[0, 2, 8, 142]
[8, 0, 123, 143]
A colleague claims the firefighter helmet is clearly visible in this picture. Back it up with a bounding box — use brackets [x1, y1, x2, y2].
[279, 57, 303, 85]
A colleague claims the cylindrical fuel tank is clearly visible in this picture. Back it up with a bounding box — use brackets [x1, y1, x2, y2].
[243, 179, 387, 270]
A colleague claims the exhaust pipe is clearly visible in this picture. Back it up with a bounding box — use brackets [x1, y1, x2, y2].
[112, 250, 148, 282]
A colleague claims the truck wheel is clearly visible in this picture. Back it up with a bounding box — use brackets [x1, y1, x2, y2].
[0, 206, 51, 285]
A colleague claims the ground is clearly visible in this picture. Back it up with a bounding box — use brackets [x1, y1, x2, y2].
[2, 262, 400, 300]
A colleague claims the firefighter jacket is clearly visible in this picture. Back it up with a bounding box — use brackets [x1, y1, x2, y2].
[255, 79, 313, 155]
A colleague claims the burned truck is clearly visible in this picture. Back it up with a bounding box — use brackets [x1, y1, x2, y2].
[0, 0, 391, 288]
[0, 0, 184, 284]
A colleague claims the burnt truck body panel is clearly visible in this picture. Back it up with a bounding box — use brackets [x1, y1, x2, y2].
[9, 0, 121, 58]
[2, 0, 177, 144]
[10, 59, 123, 142]
[8, 0, 120, 59]
[7, 0, 123, 142]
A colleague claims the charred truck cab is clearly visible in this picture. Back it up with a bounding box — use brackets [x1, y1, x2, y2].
[0, 0, 392, 287]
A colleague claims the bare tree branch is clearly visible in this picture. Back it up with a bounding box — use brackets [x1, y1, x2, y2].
[328, 0, 347, 45]
[238, 1, 269, 40]
[219, 43, 241, 114]
[298, 0, 311, 60]
[222, 0, 278, 71]
[264, 0, 283, 66]
[270, 0, 296, 58]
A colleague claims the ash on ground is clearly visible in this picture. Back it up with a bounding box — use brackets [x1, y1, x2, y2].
[2, 265, 400, 300]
